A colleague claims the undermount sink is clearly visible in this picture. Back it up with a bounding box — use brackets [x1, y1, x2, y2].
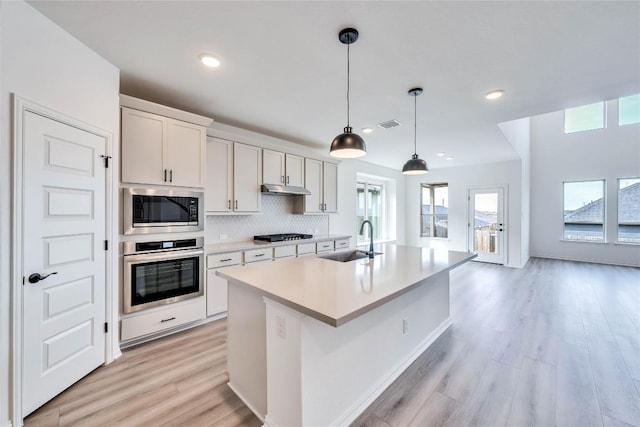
[320, 250, 382, 263]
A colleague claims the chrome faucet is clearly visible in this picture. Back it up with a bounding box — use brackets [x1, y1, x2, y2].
[359, 220, 375, 259]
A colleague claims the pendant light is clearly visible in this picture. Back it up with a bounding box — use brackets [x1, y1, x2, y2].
[330, 28, 367, 159]
[402, 87, 429, 175]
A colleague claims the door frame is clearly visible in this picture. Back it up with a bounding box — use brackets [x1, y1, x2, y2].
[467, 185, 508, 265]
[11, 95, 118, 424]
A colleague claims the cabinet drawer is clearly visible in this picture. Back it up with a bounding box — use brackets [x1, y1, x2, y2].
[316, 241, 334, 253]
[274, 245, 296, 259]
[245, 247, 273, 263]
[335, 239, 350, 250]
[297, 242, 316, 255]
[207, 252, 242, 269]
[120, 298, 205, 342]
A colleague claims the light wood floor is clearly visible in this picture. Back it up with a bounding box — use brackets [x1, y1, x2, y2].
[25, 258, 640, 427]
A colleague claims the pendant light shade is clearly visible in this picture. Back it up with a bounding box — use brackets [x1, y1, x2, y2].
[330, 28, 366, 159]
[402, 87, 428, 175]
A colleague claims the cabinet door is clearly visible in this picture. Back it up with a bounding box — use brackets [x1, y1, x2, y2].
[206, 270, 228, 316]
[304, 158, 323, 213]
[166, 119, 206, 187]
[285, 154, 304, 187]
[206, 138, 233, 212]
[121, 107, 165, 185]
[323, 162, 338, 213]
[234, 143, 262, 212]
[263, 149, 285, 185]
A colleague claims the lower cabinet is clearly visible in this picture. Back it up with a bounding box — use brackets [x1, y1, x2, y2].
[316, 241, 334, 253]
[120, 297, 206, 342]
[206, 251, 242, 317]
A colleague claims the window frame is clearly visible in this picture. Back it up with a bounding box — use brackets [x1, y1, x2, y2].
[562, 179, 606, 243]
[616, 177, 640, 245]
[356, 180, 386, 244]
[420, 183, 449, 239]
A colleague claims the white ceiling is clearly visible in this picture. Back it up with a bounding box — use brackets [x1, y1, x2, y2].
[29, 1, 640, 171]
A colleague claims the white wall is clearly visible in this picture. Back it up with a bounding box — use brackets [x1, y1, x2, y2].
[499, 118, 531, 265]
[330, 160, 406, 246]
[405, 160, 525, 268]
[0, 2, 119, 425]
[530, 99, 640, 266]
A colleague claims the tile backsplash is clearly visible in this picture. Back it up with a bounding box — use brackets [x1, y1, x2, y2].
[206, 195, 329, 243]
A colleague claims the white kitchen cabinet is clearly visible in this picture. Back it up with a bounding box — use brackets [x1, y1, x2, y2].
[244, 247, 273, 263]
[274, 245, 296, 260]
[206, 139, 261, 213]
[316, 241, 334, 253]
[297, 242, 316, 256]
[206, 251, 242, 317]
[121, 107, 206, 188]
[294, 158, 339, 214]
[335, 239, 350, 250]
[263, 150, 305, 187]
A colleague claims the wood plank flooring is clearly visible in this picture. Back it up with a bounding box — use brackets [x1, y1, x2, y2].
[25, 258, 640, 427]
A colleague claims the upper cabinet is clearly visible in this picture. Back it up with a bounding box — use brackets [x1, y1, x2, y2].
[294, 158, 339, 214]
[262, 149, 304, 187]
[206, 138, 262, 214]
[120, 95, 212, 188]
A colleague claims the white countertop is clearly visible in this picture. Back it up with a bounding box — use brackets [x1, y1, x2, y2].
[217, 244, 476, 326]
[205, 234, 351, 254]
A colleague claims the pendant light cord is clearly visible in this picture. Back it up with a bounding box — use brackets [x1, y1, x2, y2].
[414, 92, 417, 155]
[347, 41, 350, 127]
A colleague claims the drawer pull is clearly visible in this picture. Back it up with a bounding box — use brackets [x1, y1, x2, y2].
[254, 253, 265, 257]
[161, 317, 176, 323]
[220, 258, 232, 262]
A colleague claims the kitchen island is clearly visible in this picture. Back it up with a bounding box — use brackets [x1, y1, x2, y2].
[217, 244, 476, 427]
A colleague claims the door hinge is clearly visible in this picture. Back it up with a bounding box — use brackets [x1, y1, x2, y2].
[104, 322, 108, 333]
[104, 240, 109, 250]
[100, 155, 112, 168]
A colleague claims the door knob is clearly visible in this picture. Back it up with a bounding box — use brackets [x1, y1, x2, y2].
[28, 272, 58, 284]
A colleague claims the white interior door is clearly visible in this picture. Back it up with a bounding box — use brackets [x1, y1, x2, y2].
[22, 111, 106, 416]
[468, 187, 506, 264]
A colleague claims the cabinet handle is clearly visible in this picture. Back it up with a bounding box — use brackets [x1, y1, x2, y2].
[169, 169, 173, 183]
[164, 169, 167, 182]
[286, 176, 290, 184]
[220, 258, 232, 262]
[235, 200, 238, 209]
[254, 253, 265, 257]
[324, 203, 327, 211]
[160, 317, 176, 323]
[228, 200, 231, 209]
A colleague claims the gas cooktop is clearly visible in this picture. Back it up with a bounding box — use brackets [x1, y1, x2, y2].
[254, 233, 313, 242]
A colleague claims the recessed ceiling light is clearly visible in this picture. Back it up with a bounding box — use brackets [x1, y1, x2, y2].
[362, 127, 373, 134]
[437, 152, 446, 156]
[485, 90, 504, 100]
[446, 156, 454, 160]
[199, 53, 221, 68]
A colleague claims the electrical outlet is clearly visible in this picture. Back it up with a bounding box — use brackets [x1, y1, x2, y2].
[276, 315, 286, 339]
[402, 318, 409, 334]
[219, 234, 228, 240]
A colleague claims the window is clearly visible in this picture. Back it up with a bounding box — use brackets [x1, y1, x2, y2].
[356, 181, 383, 244]
[421, 183, 448, 238]
[618, 178, 640, 244]
[564, 101, 605, 133]
[619, 94, 640, 126]
[563, 180, 605, 241]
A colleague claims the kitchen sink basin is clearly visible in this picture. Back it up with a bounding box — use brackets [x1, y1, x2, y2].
[319, 250, 382, 262]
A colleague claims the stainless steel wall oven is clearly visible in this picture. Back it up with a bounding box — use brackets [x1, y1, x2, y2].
[123, 187, 204, 235]
[123, 237, 204, 313]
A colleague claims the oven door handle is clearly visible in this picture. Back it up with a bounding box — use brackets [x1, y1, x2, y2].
[124, 248, 204, 263]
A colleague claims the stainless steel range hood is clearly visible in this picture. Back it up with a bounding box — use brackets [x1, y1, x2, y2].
[261, 183, 311, 196]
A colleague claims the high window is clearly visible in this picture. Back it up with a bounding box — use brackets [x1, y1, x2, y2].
[421, 183, 449, 238]
[563, 180, 605, 241]
[619, 94, 640, 126]
[356, 181, 383, 244]
[564, 101, 605, 133]
[618, 178, 640, 244]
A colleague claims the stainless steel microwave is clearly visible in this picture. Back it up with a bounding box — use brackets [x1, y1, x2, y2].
[123, 188, 204, 235]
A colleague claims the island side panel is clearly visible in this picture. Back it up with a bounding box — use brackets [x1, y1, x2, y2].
[264, 270, 451, 427]
[227, 280, 267, 421]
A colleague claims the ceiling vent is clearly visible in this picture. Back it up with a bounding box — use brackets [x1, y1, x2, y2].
[377, 119, 401, 129]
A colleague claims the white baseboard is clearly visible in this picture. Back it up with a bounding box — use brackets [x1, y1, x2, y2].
[228, 381, 265, 423]
[332, 317, 453, 427]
